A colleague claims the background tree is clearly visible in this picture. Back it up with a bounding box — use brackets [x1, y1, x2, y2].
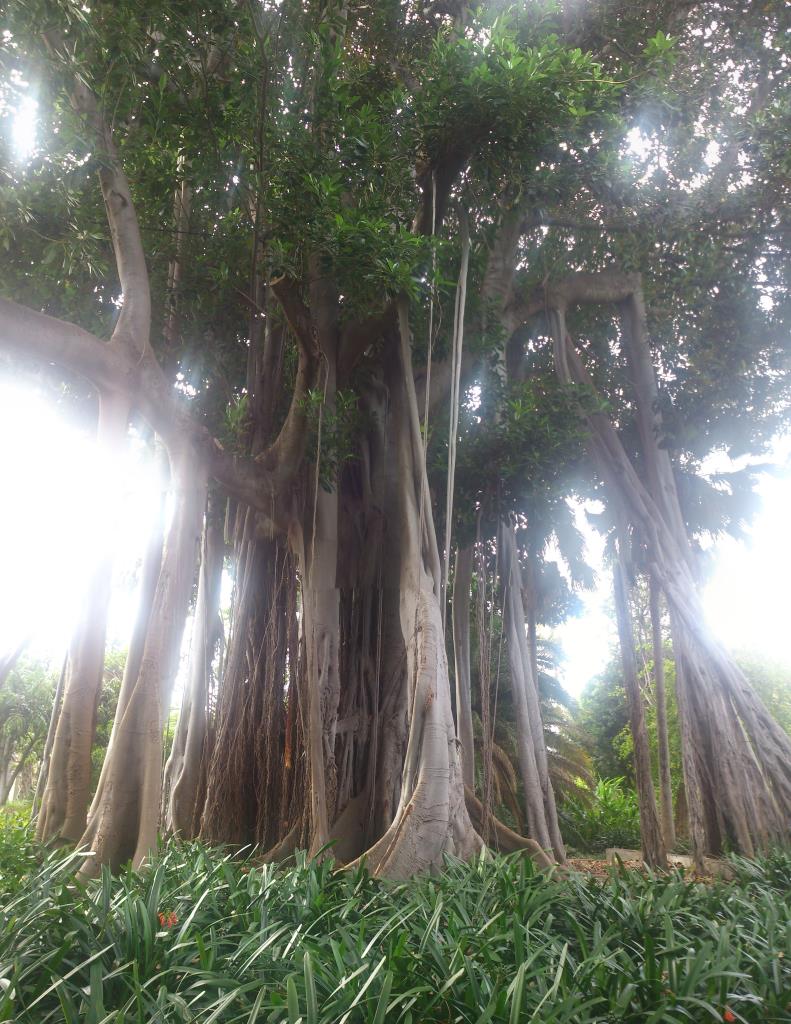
[0, 659, 55, 805]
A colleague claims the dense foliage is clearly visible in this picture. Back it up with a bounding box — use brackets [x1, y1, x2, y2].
[559, 777, 642, 854]
[0, 659, 56, 803]
[0, 813, 789, 1023]
[578, 646, 791, 793]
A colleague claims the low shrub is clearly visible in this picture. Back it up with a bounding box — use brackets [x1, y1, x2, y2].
[559, 776, 643, 853]
[0, 815, 788, 1022]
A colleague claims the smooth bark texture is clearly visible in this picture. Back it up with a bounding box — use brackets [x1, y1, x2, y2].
[540, 271, 791, 864]
[613, 534, 667, 869]
[650, 573, 675, 849]
[452, 546, 475, 790]
[116, 458, 168, 725]
[300, 475, 342, 857]
[78, 448, 206, 876]
[524, 541, 541, 692]
[30, 653, 67, 823]
[351, 307, 482, 878]
[499, 521, 564, 862]
[164, 507, 224, 838]
[299, 267, 342, 858]
[0, 735, 36, 805]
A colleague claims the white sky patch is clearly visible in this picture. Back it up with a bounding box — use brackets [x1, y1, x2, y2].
[700, 435, 791, 660]
[555, 436, 791, 698]
[549, 500, 614, 698]
[625, 126, 651, 159]
[11, 94, 37, 162]
[0, 376, 165, 666]
[704, 140, 721, 167]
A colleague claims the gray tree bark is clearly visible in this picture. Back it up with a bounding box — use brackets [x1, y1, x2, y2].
[30, 652, 67, 824]
[650, 573, 675, 849]
[613, 529, 667, 869]
[452, 546, 475, 790]
[350, 305, 482, 878]
[164, 505, 224, 838]
[78, 446, 206, 876]
[537, 270, 791, 866]
[499, 520, 565, 862]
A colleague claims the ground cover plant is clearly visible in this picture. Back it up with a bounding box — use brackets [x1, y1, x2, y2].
[0, 815, 788, 1023]
[559, 778, 643, 855]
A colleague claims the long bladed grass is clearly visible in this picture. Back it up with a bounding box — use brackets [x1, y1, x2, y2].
[0, 812, 788, 1022]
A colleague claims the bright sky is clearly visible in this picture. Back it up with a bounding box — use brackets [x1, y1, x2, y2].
[553, 440, 791, 696]
[0, 376, 165, 665]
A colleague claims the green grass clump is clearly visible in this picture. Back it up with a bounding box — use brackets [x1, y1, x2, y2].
[559, 777, 644, 854]
[0, 814, 788, 1023]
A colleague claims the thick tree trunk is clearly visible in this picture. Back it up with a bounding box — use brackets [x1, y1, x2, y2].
[352, 307, 481, 878]
[612, 534, 667, 869]
[115, 451, 168, 723]
[452, 546, 475, 790]
[650, 573, 675, 848]
[37, 390, 130, 844]
[200, 525, 291, 850]
[299, 476, 342, 857]
[77, 446, 205, 876]
[164, 506, 224, 837]
[297, 492, 340, 857]
[499, 520, 565, 862]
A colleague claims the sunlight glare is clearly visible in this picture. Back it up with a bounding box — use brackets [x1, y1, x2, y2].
[0, 376, 165, 664]
[554, 440, 791, 697]
[11, 94, 38, 162]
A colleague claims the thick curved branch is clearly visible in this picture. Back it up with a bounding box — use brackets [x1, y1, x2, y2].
[505, 268, 640, 329]
[0, 298, 132, 394]
[270, 276, 315, 355]
[42, 30, 151, 355]
[254, 337, 318, 486]
[72, 101, 151, 354]
[0, 297, 281, 512]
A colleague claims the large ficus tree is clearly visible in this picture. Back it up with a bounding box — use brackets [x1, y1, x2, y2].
[1, 0, 789, 876]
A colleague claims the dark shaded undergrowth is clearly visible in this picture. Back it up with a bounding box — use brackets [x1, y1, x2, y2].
[0, 811, 788, 1023]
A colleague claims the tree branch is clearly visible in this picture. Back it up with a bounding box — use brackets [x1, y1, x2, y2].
[42, 30, 152, 355]
[505, 268, 641, 328]
[270, 276, 316, 355]
[0, 298, 131, 394]
[0, 297, 283, 512]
